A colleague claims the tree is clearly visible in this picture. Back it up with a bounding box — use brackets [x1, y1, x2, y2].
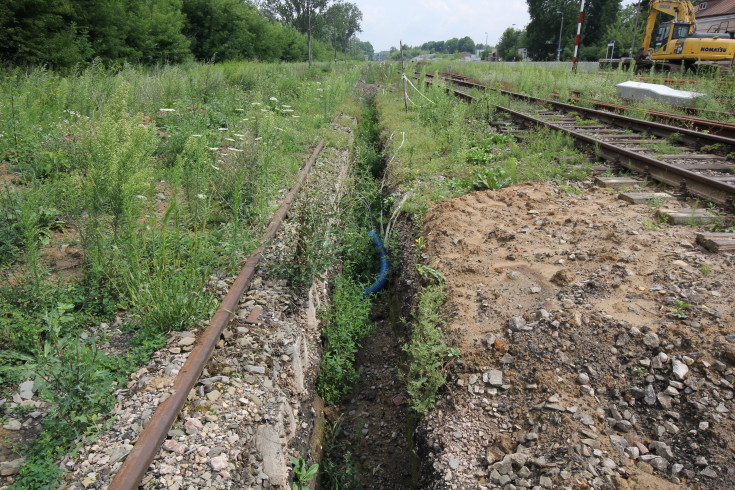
[444, 38, 458, 53]
[261, 0, 330, 65]
[457, 36, 476, 53]
[496, 28, 522, 60]
[127, 0, 191, 63]
[323, 2, 362, 62]
[0, 0, 91, 69]
[525, 0, 622, 61]
[600, 2, 647, 58]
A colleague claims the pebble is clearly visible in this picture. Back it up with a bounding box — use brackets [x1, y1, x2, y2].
[209, 454, 228, 471]
[508, 316, 526, 330]
[642, 332, 660, 349]
[0, 458, 25, 476]
[701, 466, 717, 478]
[449, 458, 460, 470]
[644, 385, 656, 406]
[178, 336, 196, 347]
[484, 370, 503, 387]
[3, 418, 21, 431]
[672, 359, 689, 380]
[577, 373, 590, 385]
[19, 380, 34, 400]
[244, 365, 266, 374]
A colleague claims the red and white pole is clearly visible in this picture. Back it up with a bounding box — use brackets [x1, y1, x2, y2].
[571, 0, 586, 72]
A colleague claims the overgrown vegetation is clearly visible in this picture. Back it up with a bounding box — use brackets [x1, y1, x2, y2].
[403, 285, 459, 414]
[0, 61, 359, 487]
[317, 275, 373, 405]
[0, 0, 372, 69]
[315, 95, 384, 405]
[374, 71, 592, 216]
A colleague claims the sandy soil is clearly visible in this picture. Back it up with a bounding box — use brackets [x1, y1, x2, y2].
[414, 182, 735, 489]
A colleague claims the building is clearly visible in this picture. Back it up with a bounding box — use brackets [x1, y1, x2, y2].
[694, 0, 735, 35]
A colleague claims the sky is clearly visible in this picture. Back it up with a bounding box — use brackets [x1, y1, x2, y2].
[357, 0, 639, 52]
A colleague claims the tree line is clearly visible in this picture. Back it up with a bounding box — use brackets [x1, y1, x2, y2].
[0, 0, 371, 70]
[378, 36, 487, 61]
[496, 0, 650, 62]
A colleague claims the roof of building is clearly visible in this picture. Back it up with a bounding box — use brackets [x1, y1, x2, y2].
[695, 0, 735, 18]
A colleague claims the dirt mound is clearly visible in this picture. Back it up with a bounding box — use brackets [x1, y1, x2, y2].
[416, 182, 735, 489]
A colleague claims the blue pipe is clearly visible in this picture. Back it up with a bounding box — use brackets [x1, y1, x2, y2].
[363, 230, 389, 296]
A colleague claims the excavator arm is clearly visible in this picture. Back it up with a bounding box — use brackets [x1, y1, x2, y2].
[640, 0, 697, 55]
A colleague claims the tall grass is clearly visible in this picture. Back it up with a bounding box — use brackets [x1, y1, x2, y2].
[0, 60, 362, 488]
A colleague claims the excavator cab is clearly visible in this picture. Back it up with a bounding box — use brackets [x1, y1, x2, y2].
[652, 22, 695, 54]
[653, 22, 672, 52]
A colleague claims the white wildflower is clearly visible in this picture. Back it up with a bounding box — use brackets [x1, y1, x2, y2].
[196, 193, 207, 199]
[225, 138, 235, 142]
[275, 127, 285, 132]
[255, 137, 262, 141]
[233, 133, 245, 138]
[218, 128, 228, 131]
[292, 115, 300, 118]
[260, 109, 269, 112]
[191, 134, 202, 137]
[228, 147, 243, 152]
[251, 102, 261, 106]
[269, 96, 278, 102]
[211, 164, 221, 170]
[235, 108, 245, 112]
[281, 109, 294, 113]
[209, 147, 219, 151]
[159, 108, 176, 112]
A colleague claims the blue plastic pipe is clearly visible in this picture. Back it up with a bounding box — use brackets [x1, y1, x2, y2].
[363, 230, 389, 296]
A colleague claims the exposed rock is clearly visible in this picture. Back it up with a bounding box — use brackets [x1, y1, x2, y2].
[0, 458, 25, 476]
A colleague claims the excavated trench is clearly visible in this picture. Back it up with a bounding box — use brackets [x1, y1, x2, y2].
[317, 93, 419, 489]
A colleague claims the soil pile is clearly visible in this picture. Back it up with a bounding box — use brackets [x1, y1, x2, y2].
[415, 182, 735, 489]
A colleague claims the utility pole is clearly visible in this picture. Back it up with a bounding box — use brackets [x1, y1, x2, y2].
[333, 6, 337, 62]
[485, 31, 488, 61]
[629, 0, 642, 57]
[400, 41, 408, 113]
[307, 0, 312, 67]
[556, 11, 564, 62]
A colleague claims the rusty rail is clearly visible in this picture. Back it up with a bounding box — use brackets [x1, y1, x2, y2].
[425, 71, 735, 141]
[108, 138, 326, 490]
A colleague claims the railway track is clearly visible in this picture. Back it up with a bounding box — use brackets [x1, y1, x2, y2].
[423, 71, 735, 209]
[106, 139, 328, 489]
[428, 72, 735, 138]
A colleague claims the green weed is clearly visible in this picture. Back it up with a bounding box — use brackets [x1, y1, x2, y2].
[403, 285, 460, 414]
[317, 275, 373, 405]
[472, 166, 512, 191]
[700, 263, 712, 277]
[670, 299, 692, 319]
[290, 456, 318, 490]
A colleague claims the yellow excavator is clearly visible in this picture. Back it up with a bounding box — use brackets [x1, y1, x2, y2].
[625, 0, 735, 74]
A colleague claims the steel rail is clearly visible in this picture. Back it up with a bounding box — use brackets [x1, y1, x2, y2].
[495, 105, 735, 207]
[429, 72, 735, 152]
[557, 97, 735, 139]
[424, 75, 735, 207]
[108, 138, 326, 490]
